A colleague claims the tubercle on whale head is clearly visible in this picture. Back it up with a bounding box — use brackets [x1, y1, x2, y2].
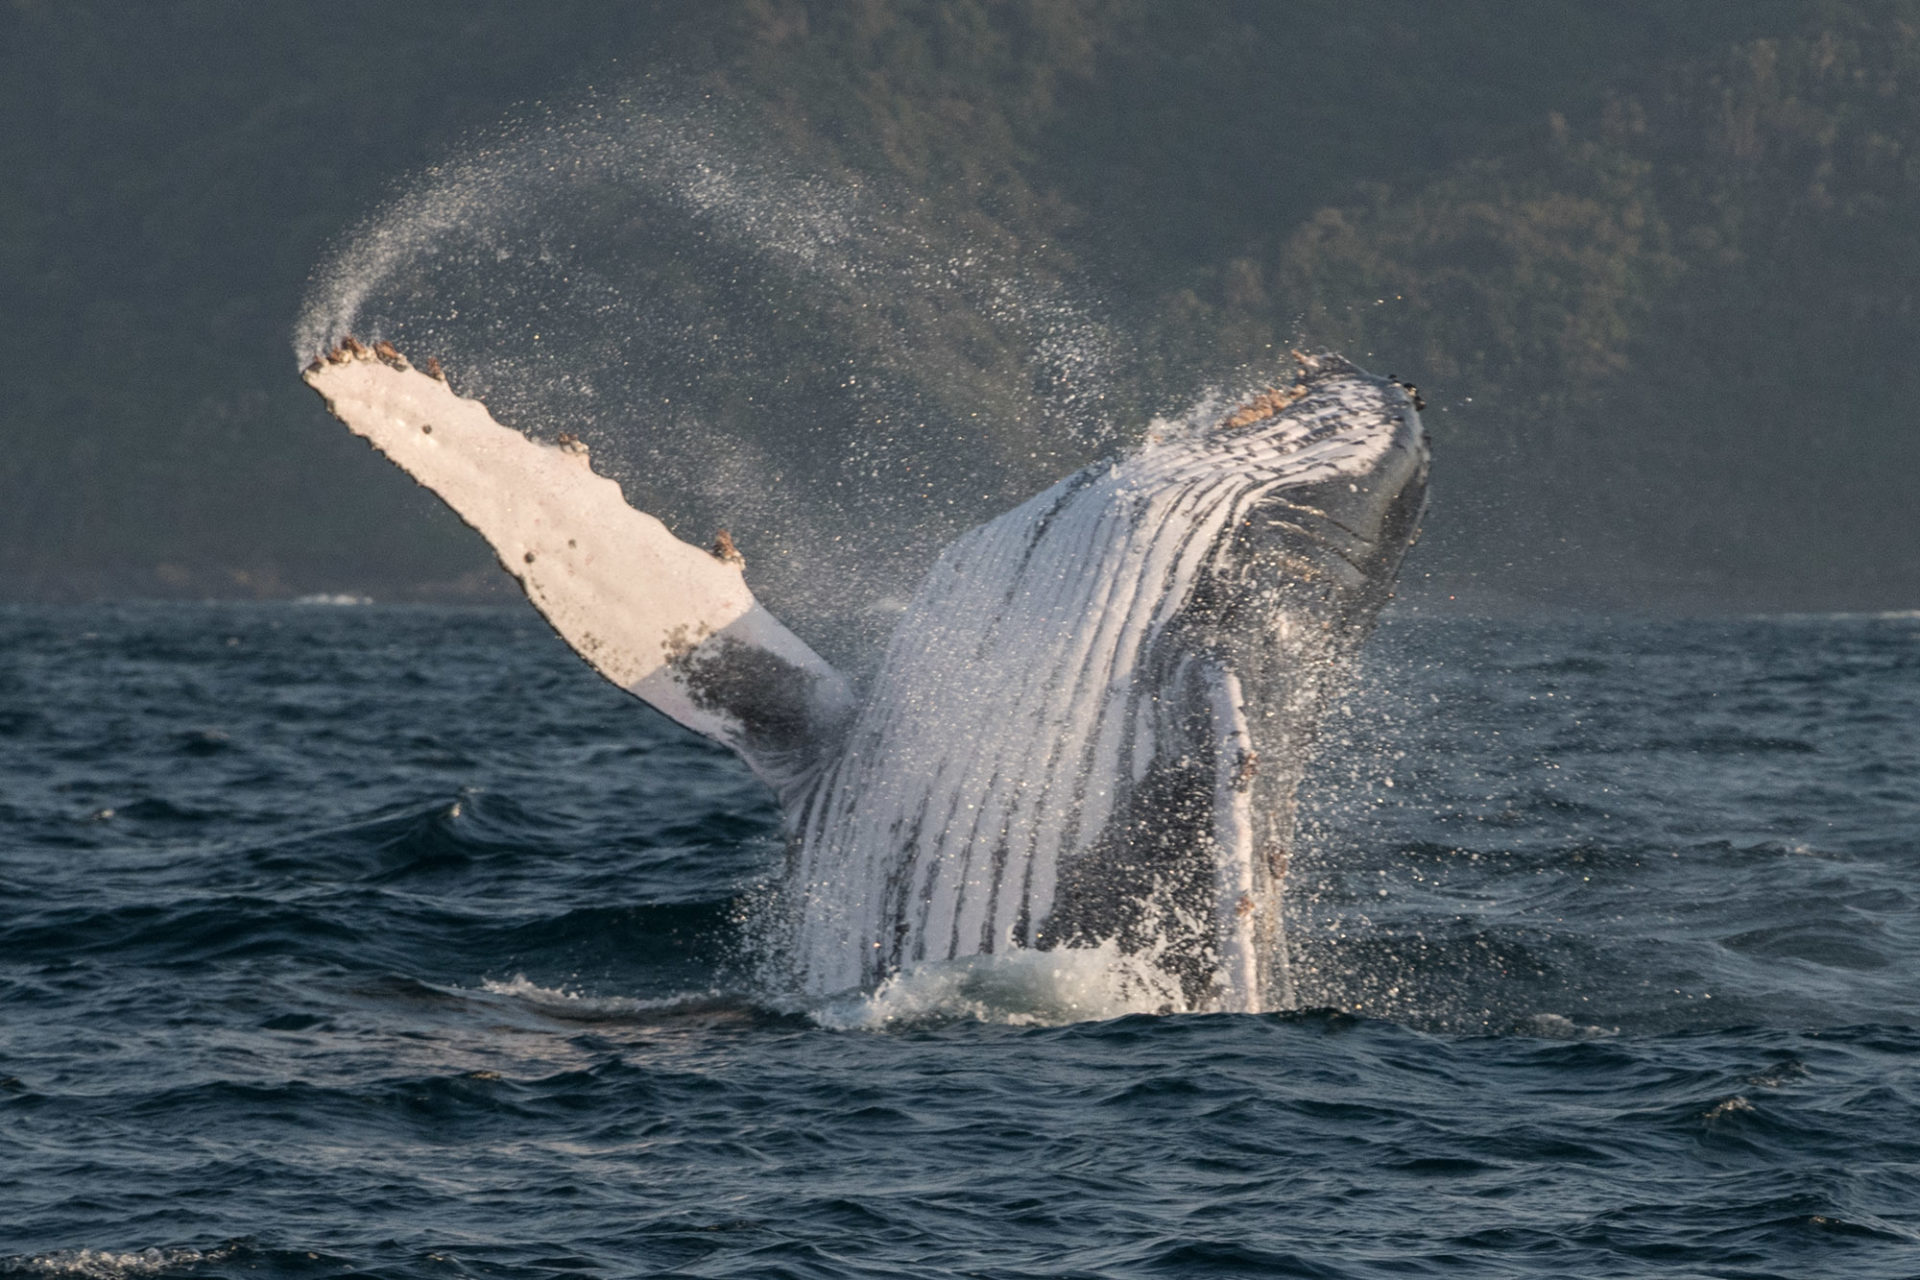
[1216, 349, 1390, 432]
[304, 337, 452, 388]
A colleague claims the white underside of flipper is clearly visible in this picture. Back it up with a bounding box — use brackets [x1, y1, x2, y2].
[1206, 665, 1261, 1013]
[303, 345, 853, 803]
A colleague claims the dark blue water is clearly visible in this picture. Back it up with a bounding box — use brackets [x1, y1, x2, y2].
[3, 602, 1916, 1278]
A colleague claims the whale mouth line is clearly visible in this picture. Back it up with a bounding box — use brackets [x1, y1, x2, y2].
[1259, 498, 1370, 542]
[1252, 504, 1380, 566]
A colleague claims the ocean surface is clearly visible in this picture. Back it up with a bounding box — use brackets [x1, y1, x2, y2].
[2, 601, 1915, 1279]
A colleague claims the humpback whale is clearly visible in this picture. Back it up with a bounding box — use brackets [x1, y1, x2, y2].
[302, 347, 1428, 1013]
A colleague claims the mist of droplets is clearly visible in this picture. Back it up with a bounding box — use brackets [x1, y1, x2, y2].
[295, 87, 1131, 674]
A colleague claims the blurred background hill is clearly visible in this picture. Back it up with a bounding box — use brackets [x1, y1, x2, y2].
[3, 0, 1914, 610]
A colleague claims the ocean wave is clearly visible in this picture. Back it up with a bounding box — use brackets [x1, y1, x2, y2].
[476, 974, 744, 1022]
[7, 605, 1920, 1277]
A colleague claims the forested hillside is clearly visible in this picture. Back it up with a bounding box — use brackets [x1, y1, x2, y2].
[3, 0, 1913, 607]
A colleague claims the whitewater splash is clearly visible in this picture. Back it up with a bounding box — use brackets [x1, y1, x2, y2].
[298, 345, 1426, 1012]
[814, 945, 1188, 1030]
[480, 949, 1181, 1030]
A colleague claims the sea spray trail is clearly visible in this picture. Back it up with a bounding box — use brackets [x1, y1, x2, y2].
[3, 604, 1919, 1276]
[295, 90, 1131, 670]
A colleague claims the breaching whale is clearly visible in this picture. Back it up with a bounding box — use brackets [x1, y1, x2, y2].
[302, 342, 1428, 1012]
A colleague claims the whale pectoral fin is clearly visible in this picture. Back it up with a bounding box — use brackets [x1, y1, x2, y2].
[302, 347, 854, 801]
[1031, 651, 1271, 1011]
[1202, 661, 1266, 1013]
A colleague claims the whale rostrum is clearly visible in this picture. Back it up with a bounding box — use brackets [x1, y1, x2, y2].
[303, 343, 1429, 1012]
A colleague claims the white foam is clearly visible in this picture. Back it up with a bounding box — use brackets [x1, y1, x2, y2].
[6, 1247, 232, 1279]
[1514, 1012, 1617, 1039]
[1703, 1095, 1756, 1121]
[812, 943, 1188, 1030]
[477, 975, 720, 1020]
[290, 593, 372, 606]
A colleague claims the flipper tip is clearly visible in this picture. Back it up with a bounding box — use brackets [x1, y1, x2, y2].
[306, 340, 452, 388]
